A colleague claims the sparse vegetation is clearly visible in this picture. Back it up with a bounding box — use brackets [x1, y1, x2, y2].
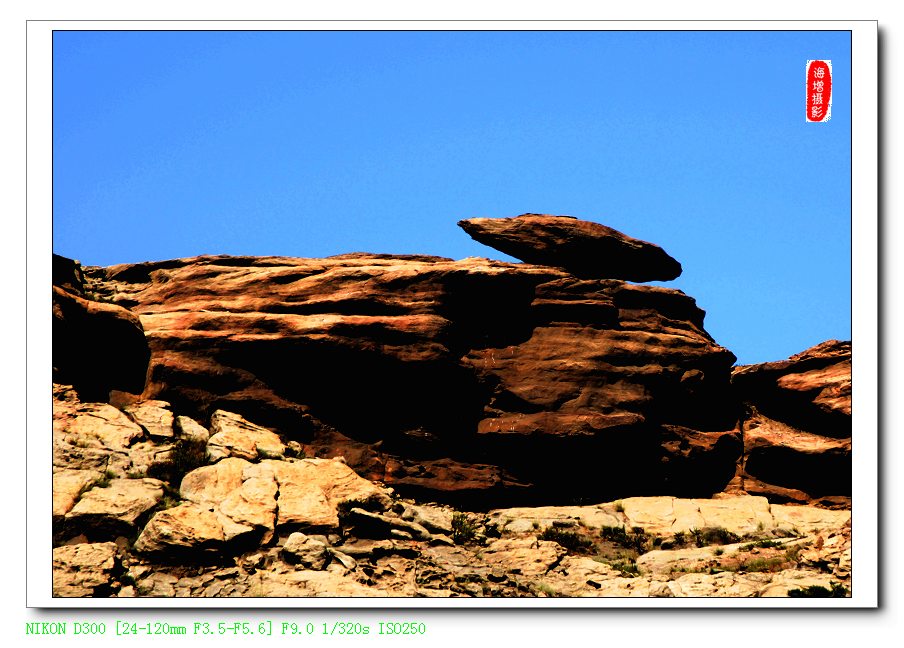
[539, 527, 594, 554]
[600, 525, 649, 553]
[741, 539, 783, 551]
[451, 512, 477, 545]
[149, 438, 209, 485]
[94, 468, 118, 489]
[614, 501, 625, 513]
[788, 582, 849, 598]
[689, 527, 740, 547]
[536, 582, 558, 597]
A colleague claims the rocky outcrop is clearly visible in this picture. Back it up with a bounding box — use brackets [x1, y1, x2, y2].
[79, 251, 737, 506]
[51, 385, 852, 599]
[730, 341, 852, 506]
[458, 214, 682, 281]
[52, 254, 150, 400]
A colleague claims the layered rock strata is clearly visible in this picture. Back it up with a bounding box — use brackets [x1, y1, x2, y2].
[730, 341, 852, 507]
[76, 251, 738, 506]
[50, 385, 851, 598]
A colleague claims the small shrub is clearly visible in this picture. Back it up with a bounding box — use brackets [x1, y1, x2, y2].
[742, 539, 783, 550]
[788, 582, 849, 598]
[451, 512, 477, 545]
[536, 582, 558, 597]
[94, 468, 118, 489]
[607, 559, 639, 577]
[614, 501, 625, 513]
[539, 527, 594, 554]
[691, 527, 740, 547]
[713, 548, 724, 556]
[672, 531, 686, 546]
[600, 525, 648, 553]
[741, 557, 785, 573]
[151, 438, 210, 485]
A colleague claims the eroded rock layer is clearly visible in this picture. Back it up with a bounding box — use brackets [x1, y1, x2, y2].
[77, 253, 738, 506]
[729, 341, 852, 507]
[458, 214, 682, 281]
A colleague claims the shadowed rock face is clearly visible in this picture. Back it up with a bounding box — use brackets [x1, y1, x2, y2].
[78, 252, 737, 507]
[458, 214, 682, 282]
[52, 255, 150, 401]
[729, 341, 852, 507]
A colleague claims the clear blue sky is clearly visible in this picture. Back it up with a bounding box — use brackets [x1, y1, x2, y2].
[52, 30, 851, 365]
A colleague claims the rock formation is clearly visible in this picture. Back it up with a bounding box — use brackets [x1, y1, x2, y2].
[50, 386, 852, 598]
[730, 341, 852, 507]
[50, 213, 853, 598]
[458, 213, 682, 281]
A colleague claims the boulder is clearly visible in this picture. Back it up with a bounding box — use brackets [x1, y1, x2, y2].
[207, 410, 285, 462]
[282, 533, 330, 570]
[134, 503, 226, 554]
[458, 214, 682, 281]
[175, 415, 210, 444]
[52, 542, 120, 597]
[124, 402, 174, 440]
[66, 478, 165, 535]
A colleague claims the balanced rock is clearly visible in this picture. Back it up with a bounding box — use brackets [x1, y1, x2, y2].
[458, 214, 682, 282]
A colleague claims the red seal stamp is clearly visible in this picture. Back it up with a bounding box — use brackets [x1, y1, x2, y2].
[806, 60, 832, 122]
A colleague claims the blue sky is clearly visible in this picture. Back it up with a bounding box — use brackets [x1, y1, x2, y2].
[52, 30, 851, 365]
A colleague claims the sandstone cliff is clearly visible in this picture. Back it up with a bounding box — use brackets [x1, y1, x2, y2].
[51, 214, 852, 598]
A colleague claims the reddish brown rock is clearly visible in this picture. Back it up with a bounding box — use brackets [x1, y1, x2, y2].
[729, 341, 852, 506]
[458, 214, 682, 282]
[78, 252, 736, 507]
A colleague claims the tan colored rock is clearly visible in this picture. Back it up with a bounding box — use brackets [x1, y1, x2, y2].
[52, 542, 119, 597]
[68, 478, 164, 529]
[124, 402, 174, 440]
[669, 571, 769, 597]
[770, 505, 850, 535]
[401, 503, 454, 535]
[219, 475, 278, 532]
[282, 533, 330, 570]
[53, 469, 100, 519]
[58, 403, 144, 451]
[261, 458, 392, 529]
[175, 415, 209, 443]
[134, 503, 225, 553]
[488, 504, 622, 535]
[180, 458, 251, 507]
[481, 538, 565, 577]
[758, 569, 847, 597]
[207, 410, 285, 462]
[636, 545, 732, 576]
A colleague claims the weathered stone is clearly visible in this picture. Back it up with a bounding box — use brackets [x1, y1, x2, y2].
[124, 402, 174, 440]
[207, 410, 285, 462]
[488, 504, 622, 535]
[401, 503, 454, 535]
[67, 478, 164, 534]
[481, 538, 565, 577]
[133, 503, 225, 554]
[53, 469, 100, 519]
[345, 508, 432, 541]
[53, 542, 120, 597]
[180, 458, 251, 507]
[175, 415, 210, 444]
[282, 533, 330, 570]
[458, 214, 682, 281]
